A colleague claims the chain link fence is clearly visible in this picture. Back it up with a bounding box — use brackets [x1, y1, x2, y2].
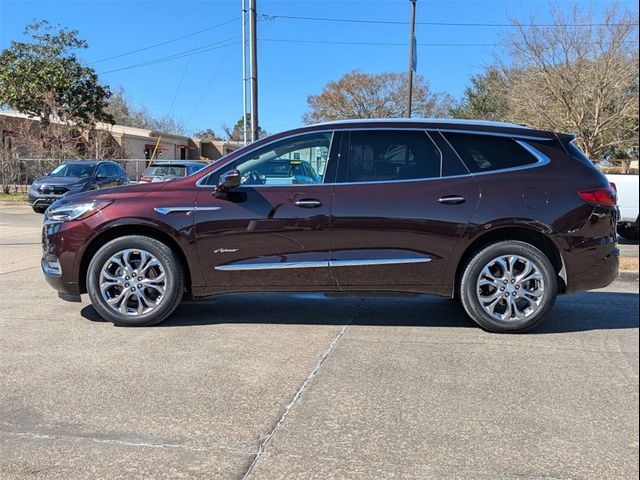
[0, 158, 205, 194]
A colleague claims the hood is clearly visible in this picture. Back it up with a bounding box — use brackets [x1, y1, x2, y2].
[33, 176, 89, 186]
[55, 180, 169, 206]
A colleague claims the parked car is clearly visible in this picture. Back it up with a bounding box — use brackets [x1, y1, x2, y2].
[139, 161, 207, 183]
[41, 119, 619, 332]
[29, 160, 129, 213]
[606, 172, 639, 240]
[243, 158, 321, 185]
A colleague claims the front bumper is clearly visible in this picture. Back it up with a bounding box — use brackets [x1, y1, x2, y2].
[41, 219, 92, 297]
[29, 192, 64, 207]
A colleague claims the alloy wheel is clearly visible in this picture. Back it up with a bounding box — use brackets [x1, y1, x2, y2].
[476, 254, 545, 322]
[99, 249, 166, 316]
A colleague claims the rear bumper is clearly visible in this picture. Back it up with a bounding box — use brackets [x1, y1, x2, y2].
[565, 246, 619, 293]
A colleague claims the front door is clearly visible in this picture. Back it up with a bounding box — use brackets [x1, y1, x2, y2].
[194, 131, 338, 289]
[329, 129, 480, 288]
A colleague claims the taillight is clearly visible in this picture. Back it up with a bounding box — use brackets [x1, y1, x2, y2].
[609, 182, 617, 192]
[578, 187, 617, 206]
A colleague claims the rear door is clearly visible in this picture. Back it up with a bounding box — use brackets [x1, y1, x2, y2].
[194, 131, 339, 289]
[329, 129, 480, 288]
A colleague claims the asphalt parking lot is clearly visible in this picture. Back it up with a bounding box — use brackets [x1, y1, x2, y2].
[0, 203, 638, 479]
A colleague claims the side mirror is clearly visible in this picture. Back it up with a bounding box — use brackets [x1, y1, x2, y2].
[216, 169, 241, 192]
[96, 173, 107, 180]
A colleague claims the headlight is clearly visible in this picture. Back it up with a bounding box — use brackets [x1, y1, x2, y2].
[66, 182, 86, 191]
[45, 200, 112, 222]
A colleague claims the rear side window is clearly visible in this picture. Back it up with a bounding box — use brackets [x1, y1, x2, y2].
[443, 133, 537, 173]
[342, 130, 441, 183]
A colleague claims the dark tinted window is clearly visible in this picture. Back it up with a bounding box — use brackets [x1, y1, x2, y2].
[343, 131, 440, 183]
[106, 164, 119, 176]
[95, 164, 109, 177]
[443, 133, 537, 173]
[428, 131, 469, 177]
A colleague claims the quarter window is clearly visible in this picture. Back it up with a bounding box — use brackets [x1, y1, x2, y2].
[342, 131, 441, 183]
[443, 133, 537, 173]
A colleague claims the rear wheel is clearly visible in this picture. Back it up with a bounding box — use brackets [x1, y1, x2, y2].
[32, 206, 47, 214]
[87, 236, 185, 326]
[460, 241, 557, 333]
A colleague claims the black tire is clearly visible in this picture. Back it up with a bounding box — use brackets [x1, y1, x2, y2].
[617, 224, 639, 241]
[87, 235, 185, 326]
[459, 240, 557, 333]
[32, 206, 47, 214]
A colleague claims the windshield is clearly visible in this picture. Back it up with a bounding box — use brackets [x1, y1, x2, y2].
[50, 163, 95, 178]
[144, 166, 187, 177]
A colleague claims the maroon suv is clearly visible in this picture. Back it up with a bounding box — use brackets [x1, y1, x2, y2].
[41, 119, 619, 332]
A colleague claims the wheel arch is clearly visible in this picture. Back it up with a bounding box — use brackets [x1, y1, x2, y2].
[453, 226, 566, 297]
[78, 224, 194, 294]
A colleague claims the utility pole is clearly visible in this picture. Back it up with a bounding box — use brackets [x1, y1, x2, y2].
[249, 0, 259, 141]
[241, 0, 248, 145]
[407, 0, 417, 118]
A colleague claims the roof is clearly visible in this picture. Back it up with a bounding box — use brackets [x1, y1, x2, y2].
[312, 118, 531, 130]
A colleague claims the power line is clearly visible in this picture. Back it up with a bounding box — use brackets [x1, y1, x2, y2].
[261, 38, 637, 47]
[261, 38, 496, 47]
[262, 13, 640, 28]
[185, 45, 234, 128]
[98, 37, 240, 75]
[88, 17, 240, 65]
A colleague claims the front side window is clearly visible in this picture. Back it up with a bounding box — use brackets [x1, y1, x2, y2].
[229, 132, 332, 186]
[342, 131, 441, 183]
[106, 164, 119, 177]
[443, 133, 537, 173]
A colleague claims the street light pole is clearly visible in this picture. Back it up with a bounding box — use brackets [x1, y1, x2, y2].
[407, 0, 417, 118]
[249, 0, 259, 141]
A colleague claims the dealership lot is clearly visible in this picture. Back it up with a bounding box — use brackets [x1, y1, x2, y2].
[0, 203, 638, 479]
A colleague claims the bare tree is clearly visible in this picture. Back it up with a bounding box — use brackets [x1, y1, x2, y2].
[303, 70, 454, 124]
[500, 3, 639, 159]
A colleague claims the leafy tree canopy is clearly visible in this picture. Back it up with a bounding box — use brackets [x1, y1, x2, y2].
[303, 69, 453, 124]
[0, 20, 113, 128]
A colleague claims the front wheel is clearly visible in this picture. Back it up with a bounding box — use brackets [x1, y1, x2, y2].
[459, 241, 557, 333]
[87, 236, 185, 326]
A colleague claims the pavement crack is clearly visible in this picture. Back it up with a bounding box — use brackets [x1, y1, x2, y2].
[0, 265, 39, 275]
[240, 300, 363, 480]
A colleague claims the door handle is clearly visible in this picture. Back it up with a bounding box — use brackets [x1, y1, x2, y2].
[438, 195, 466, 205]
[294, 199, 323, 208]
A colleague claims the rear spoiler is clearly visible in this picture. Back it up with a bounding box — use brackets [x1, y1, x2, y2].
[556, 132, 577, 143]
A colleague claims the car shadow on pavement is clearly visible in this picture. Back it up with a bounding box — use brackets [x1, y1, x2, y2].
[80, 291, 639, 334]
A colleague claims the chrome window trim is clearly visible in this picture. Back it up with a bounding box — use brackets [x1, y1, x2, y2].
[215, 257, 432, 271]
[196, 128, 552, 189]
